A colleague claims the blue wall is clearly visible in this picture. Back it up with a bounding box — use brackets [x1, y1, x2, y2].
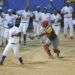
[3, 0, 75, 12]
[31, 0, 64, 10]
[3, 0, 26, 11]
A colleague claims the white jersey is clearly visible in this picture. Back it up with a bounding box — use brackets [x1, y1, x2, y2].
[33, 11, 41, 22]
[51, 13, 61, 25]
[40, 12, 50, 22]
[61, 6, 73, 18]
[8, 26, 21, 44]
[3, 14, 16, 27]
[21, 11, 30, 23]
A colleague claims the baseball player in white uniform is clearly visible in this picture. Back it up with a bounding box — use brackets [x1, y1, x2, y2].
[40, 7, 50, 23]
[51, 11, 61, 35]
[61, 1, 74, 39]
[33, 6, 42, 36]
[0, 21, 24, 65]
[3, 9, 16, 46]
[19, 7, 30, 45]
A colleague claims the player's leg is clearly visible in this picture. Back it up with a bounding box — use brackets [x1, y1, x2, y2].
[1, 27, 5, 47]
[64, 19, 68, 38]
[43, 44, 52, 57]
[41, 36, 53, 58]
[13, 44, 24, 64]
[23, 34, 26, 45]
[19, 23, 23, 44]
[0, 26, 5, 46]
[51, 37, 60, 57]
[36, 22, 41, 35]
[23, 22, 29, 45]
[3, 29, 9, 46]
[0, 28, 2, 46]
[69, 19, 74, 39]
[0, 44, 12, 65]
[33, 22, 37, 36]
[56, 26, 60, 36]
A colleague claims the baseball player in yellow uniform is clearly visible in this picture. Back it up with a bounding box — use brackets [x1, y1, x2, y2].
[38, 20, 60, 58]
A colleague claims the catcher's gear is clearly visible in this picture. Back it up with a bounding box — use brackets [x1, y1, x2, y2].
[45, 26, 53, 34]
[40, 23, 57, 40]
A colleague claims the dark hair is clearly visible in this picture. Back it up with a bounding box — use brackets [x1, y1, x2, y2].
[15, 16, 21, 27]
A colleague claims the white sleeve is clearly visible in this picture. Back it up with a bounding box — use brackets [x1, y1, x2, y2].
[70, 7, 73, 13]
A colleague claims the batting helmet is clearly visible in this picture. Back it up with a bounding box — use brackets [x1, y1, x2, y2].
[41, 20, 49, 28]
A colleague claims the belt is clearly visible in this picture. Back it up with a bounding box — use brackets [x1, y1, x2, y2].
[54, 25, 59, 26]
[64, 17, 72, 18]
[34, 20, 39, 22]
[21, 22, 28, 23]
[11, 43, 16, 44]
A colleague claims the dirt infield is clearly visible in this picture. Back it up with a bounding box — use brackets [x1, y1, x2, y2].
[0, 35, 75, 75]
